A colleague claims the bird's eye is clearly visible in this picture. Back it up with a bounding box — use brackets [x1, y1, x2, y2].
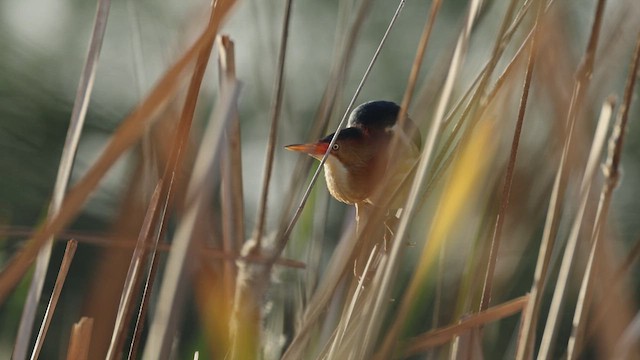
[332, 144, 340, 151]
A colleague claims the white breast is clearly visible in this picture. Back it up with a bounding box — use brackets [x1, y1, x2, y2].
[323, 156, 366, 204]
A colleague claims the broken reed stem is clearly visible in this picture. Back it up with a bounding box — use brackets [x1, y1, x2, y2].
[144, 82, 240, 359]
[404, 296, 528, 356]
[217, 34, 243, 309]
[14, 1, 111, 358]
[479, 0, 543, 313]
[110, 2, 234, 357]
[109, 13, 219, 357]
[252, 0, 294, 250]
[30, 240, 78, 360]
[515, 0, 608, 357]
[0, 0, 236, 305]
[568, 31, 640, 359]
[66, 317, 94, 360]
[228, 4, 294, 359]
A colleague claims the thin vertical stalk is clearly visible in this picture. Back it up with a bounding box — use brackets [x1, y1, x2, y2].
[537, 42, 611, 360]
[252, 0, 294, 249]
[29, 240, 78, 360]
[142, 83, 240, 360]
[566, 107, 616, 360]
[479, 0, 543, 312]
[108, 1, 233, 356]
[397, 0, 442, 125]
[228, 3, 293, 358]
[13, 1, 111, 358]
[368, 1, 483, 358]
[106, 183, 163, 360]
[424, 0, 559, 209]
[0, 0, 237, 305]
[568, 31, 640, 359]
[217, 33, 242, 308]
[516, 1, 608, 358]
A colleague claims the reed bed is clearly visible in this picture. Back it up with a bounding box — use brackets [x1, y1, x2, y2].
[1, 0, 640, 359]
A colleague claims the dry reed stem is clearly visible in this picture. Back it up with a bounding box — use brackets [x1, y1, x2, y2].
[144, 82, 240, 360]
[66, 317, 94, 360]
[537, 96, 611, 358]
[584, 232, 640, 342]
[536, 0, 609, 354]
[479, 0, 543, 312]
[357, 0, 442, 278]
[105, 182, 163, 359]
[281, 221, 357, 360]
[569, 32, 640, 359]
[229, 3, 294, 358]
[515, 1, 608, 357]
[78, 154, 160, 357]
[558, 99, 615, 359]
[369, 1, 483, 358]
[326, 244, 379, 358]
[109, 1, 225, 355]
[566, 101, 616, 359]
[126, 249, 158, 360]
[424, 0, 530, 187]
[0, 0, 237, 305]
[252, 0, 294, 251]
[404, 295, 528, 356]
[29, 240, 78, 360]
[303, 182, 330, 303]
[14, 1, 112, 358]
[396, 0, 442, 131]
[217, 34, 243, 309]
[423, 0, 547, 208]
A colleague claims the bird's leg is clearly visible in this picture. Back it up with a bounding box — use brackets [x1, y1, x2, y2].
[353, 203, 366, 278]
[383, 212, 399, 252]
[353, 203, 388, 279]
[355, 203, 363, 238]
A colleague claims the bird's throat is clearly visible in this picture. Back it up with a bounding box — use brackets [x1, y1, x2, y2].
[323, 157, 370, 205]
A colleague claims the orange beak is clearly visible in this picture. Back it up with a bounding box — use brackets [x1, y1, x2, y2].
[285, 142, 330, 160]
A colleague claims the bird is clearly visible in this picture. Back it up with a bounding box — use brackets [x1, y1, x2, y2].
[285, 100, 421, 235]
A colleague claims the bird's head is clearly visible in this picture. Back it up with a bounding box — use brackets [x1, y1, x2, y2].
[284, 127, 376, 166]
[285, 127, 382, 204]
[285, 100, 421, 205]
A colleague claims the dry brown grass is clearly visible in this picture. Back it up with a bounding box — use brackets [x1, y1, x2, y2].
[2, 0, 640, 359]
